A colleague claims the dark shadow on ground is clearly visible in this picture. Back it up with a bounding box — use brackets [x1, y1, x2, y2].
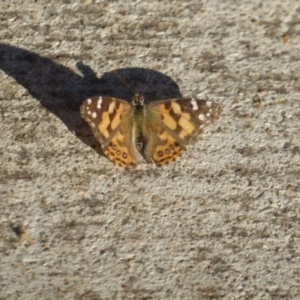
[0, 43, 181, 154]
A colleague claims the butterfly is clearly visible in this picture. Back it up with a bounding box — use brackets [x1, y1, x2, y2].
[80, 83, 222, 168]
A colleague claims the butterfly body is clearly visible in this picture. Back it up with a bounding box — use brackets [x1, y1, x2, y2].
[131, 102, 146, 151]
[80, 93, 222, 168]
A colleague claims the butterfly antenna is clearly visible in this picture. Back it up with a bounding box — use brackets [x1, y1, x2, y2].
[141, 73, 158, 94]
[113, 70, 136, 95]
[113, 70, 158, 96]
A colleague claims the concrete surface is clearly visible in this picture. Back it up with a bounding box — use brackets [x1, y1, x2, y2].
[0, 0, 300, 299]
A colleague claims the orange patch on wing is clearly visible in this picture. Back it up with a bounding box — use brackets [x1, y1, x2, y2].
[178, 116, 195, 139]
[110, 113, 122, 130]
[162, 113, 177, 130]
[108, 101, 116, 113]
[158, 104, 170, 114]
[171, 102, 182, 114]
[98, 113, 110, 132]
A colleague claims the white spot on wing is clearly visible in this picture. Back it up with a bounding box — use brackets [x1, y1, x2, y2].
[198, 114, 206, 121]
[92, 112, 97, 118]
[97, 97, 103, 109]
[206, 101, 212, 107]
[191, 98, 198, 110]
[87, 98, 92, 105]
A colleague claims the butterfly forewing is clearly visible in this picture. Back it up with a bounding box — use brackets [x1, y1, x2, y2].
[80, 96, 138, 168]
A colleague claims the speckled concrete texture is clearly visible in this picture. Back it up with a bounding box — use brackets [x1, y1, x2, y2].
[1, 1, 300, 299]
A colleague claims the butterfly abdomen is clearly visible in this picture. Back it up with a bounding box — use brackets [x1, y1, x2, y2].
[133, 104, 146, 151]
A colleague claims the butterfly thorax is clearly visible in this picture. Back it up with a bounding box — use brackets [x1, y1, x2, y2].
[132, 92, 145, 106]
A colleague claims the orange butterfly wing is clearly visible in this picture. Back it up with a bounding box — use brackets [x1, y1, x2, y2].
[143, 98, 222, 166]
[80, 96, 138, 168]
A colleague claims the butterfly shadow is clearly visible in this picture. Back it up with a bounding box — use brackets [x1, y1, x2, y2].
[0, 43, 182, 158]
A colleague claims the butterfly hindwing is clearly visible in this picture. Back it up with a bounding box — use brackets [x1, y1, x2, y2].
[143, 123, 186, 166]
[143, 98, 222, 166]
[80, 96, 138, 168]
